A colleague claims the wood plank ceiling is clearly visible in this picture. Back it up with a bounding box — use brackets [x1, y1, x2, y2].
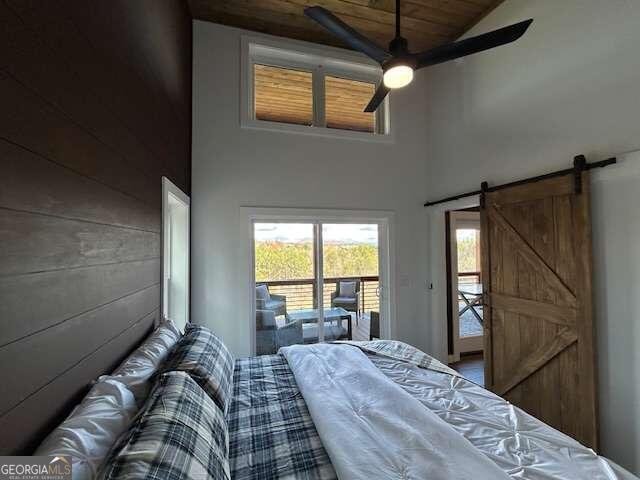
[188, 0, 505, 53]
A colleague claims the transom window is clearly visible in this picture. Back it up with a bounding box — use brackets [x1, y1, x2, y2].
[242, 37, 389, 139]
[254, 64, 313, 126]
[325, 75, 376, 132]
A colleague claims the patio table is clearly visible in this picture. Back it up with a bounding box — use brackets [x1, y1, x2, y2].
[287, 307, 352, 342]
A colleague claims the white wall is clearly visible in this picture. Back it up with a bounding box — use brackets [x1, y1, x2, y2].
[423, 0, 640, 472]
[192, 21, 431, 357]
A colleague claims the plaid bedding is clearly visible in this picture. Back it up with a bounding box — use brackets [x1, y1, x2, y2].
[227, 342, 459, 480]
[163, 324, 235, 413]
[228, 354, 337, 480]
[99, 371, 230, 480]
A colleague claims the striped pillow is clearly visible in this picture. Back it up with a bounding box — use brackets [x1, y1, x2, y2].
[163, 324, 235, 414]
[99, 371, 229, 480]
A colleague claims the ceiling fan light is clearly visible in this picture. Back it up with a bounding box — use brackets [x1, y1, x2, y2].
[383, 65, 414, 89]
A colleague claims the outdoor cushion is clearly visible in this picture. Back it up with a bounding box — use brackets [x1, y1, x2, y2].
[333, 296, 357, 304]
[339, 281, 356, 297]
[265, 299, 284, 310]
[99, 371, 230, 480]
[162, 324, 235, 414]
[256, 285, 271, 302]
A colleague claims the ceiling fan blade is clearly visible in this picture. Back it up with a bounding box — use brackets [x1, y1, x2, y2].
[364, 84, 390, 113]
[413, 19, 533, 69]
[305, 6, 391, 64]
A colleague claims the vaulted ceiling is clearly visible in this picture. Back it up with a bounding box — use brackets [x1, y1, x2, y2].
[188, 0, 505, 53]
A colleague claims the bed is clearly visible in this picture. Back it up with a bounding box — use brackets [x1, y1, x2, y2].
[35, 323, 636, 480]
[228, 340, 635, 480]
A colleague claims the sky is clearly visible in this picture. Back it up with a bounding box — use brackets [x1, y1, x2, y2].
[254, 223, 379, 245]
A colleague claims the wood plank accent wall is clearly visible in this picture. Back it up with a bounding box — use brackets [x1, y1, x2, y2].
[0, 0, 192, 454]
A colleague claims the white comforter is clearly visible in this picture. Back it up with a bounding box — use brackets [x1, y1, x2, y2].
[369, 354, 633, 480]
[281, 343, 511, 480]
[281, 342, 637, 480]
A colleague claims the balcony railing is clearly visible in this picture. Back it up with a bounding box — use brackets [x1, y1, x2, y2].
[259, 275, 380, 314]
[458, 271, 481, 284]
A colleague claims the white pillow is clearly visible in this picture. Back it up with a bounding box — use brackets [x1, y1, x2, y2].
[339, 281, 356, 297]
[35, 379, 138, 480]
[103, 319, 181, 405]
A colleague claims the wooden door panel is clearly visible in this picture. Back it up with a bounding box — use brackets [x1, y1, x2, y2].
[490, 293, 575, 325]
[559, 343, 579, 435]
[489, 206, 577, 306]
[500, 212, 521, 397]
[494, 326, 577, 394]
[533, 198, 563, 427]
[510, 202, 539, 412]
[553, 196, 576, 290]
[489, 175, 574, 205]
[481, 170, 597, 449]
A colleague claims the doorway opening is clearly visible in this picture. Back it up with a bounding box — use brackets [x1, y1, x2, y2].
[446, 208, 484, 385]
[162, 177, 190, 333]
[251, 218, 388, 355]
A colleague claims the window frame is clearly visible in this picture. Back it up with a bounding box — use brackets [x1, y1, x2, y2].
[241, 35, 391, 142]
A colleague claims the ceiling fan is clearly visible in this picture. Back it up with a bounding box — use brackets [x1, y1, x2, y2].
[304, 1, 532, 112]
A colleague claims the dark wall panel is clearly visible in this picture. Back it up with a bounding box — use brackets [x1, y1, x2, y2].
[0, 0, 191, 454]
[0, 311, 158, 455]
[0, 73, 159, 205]
[0, 285, 160, 417]
[1, 259, 160, 346]
[0, 210, 160, 276]
[0, 139, 160, 232]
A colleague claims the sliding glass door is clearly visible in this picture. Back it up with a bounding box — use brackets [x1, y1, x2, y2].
[254, 223, 318, 355]
[253, 220, 383, 355]
[322, 224, 379, 343]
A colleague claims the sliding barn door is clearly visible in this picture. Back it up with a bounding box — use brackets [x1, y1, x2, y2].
[480, 171, 598, 449]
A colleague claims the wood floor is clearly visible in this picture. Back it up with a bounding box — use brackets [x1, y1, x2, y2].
[451, 354, 484, 386]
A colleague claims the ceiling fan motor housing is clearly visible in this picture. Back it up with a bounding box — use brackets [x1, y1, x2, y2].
[384, 37, 416, 71]
[388, 36, 408, 55]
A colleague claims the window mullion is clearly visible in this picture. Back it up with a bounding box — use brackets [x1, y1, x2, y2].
[313, 66, 326, 128]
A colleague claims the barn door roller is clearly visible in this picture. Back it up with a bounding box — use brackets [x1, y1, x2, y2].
[573, 155, 587, 194]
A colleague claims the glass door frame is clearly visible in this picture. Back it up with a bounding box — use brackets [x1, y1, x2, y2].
[448, 210, 483, 361]
[243, 208, 395, 356]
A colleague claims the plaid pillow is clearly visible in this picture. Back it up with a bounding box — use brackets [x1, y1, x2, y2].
[99, 371, 230, 480]
[163, 324, 235, 414]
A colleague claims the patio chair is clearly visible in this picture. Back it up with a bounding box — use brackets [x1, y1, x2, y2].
[369, 311, 380, 340]
[256, 284, 287, 318]
[255, 309, 302, 355]
[331, 279, 360, 325]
